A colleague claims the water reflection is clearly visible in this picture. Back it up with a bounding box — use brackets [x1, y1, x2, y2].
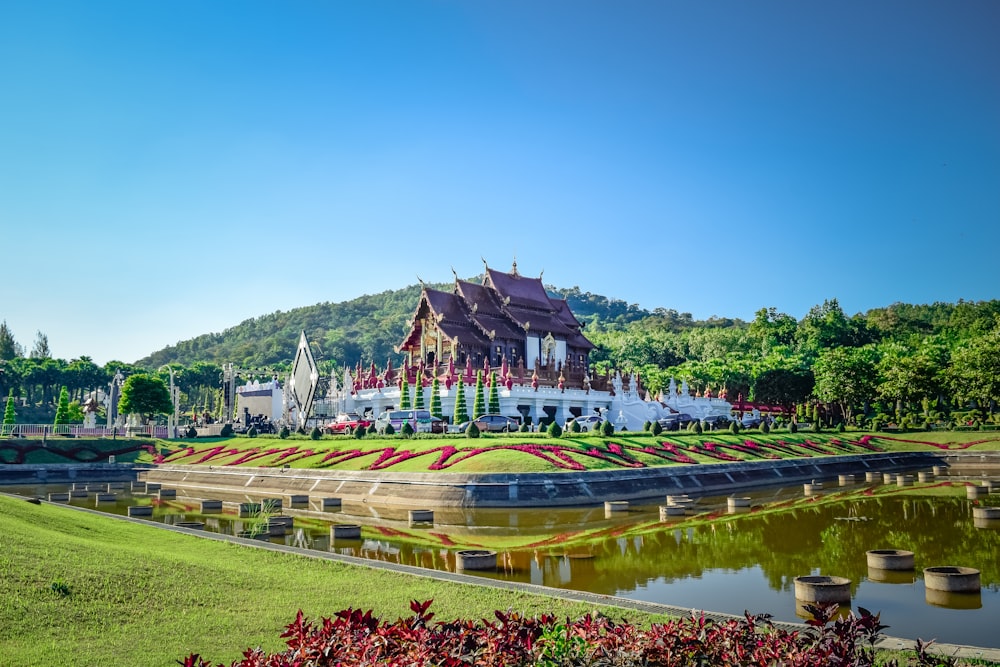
[7, 481, 1000, 647]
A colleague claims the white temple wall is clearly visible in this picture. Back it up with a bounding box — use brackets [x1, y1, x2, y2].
[525, 334, 540, 369]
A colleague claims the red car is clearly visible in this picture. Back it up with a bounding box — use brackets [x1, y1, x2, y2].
[324, 413, 372, 435]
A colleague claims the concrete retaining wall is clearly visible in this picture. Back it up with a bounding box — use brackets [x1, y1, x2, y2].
[138, 451, 946, 508]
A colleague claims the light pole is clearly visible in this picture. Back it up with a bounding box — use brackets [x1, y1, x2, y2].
[158, 365, 179, 439]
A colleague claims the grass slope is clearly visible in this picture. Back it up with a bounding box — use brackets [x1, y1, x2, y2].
[0, 496, 670, 667]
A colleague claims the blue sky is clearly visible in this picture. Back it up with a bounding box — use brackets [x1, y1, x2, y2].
[2, 1, 998, 365]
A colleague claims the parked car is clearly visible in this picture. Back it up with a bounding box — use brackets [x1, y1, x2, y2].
[324, 413, 372, 435]
[740, 414, 762, 428]
[374, 409, 445, 434]
[702, 415, 733, 430]
[457, 414, 520, 433]
[565, 414, 604, 432]
[657, 411, 694, 431]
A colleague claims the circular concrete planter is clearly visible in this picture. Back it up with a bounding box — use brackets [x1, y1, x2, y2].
[604, 500, 629, 513]
[973, 517, 1000, 530]
[925, 588, 982, 609]
[803, 483, 823, 495]
[866, 549, 915, 571]
[865, 471, 880, 483]
[882, 473, 895, 484]
[923, 566, 980, 593]
[971, 506, 1000, 520]
[175, 521, 205, 530]
[918, 471, 934, 483]
[793, 575, 851, 603]
[727, 496, 751, 509]
[456, 549, 498, 570]
[331, 524, 361, 539]
[839, 474, 855, 486]
[665, 494, 691, 504]
[966, 485, 988, 499]
[932, 465, 946, 476]
[660, 505, 686, 519]
[408, 509, 434, 523]
[867, 567, 916, 584]
[896, 474, 914, 487]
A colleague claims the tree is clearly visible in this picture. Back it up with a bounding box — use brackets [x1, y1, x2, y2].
[29, 331, 51, 359]
[751, 368, 815, 414]
[430, 376, 443, 418]
[876, 341, 947, 412]
[453, 378, 469, 425]
[0, 321, 21, 361]
[472, 371, 485, 420]
[53, 386, 71, 427]
[812, 346, 878, 424]
[3, 389, 15, 426]
[948, 325, 1000, 413]
[414, 377, 425, 410]
[488, 371, 500, 414]
[118, 374, 172, 424]
[748, 307, 798, 354]
[399, 378, 411, 410]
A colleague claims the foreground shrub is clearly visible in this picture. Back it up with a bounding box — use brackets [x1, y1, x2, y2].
[309, 426, 321, 440]
[601, 420, 614, 436]
[465, 421, 480, 438]
[548, 421, 563, 438]
[220, 423, 234, 437]
[181, 599, 937, 667]
[278, 426, 290, 439]
[650, 420, 663, 436]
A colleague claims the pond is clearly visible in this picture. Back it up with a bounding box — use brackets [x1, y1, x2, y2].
[7, 477, 999, 649]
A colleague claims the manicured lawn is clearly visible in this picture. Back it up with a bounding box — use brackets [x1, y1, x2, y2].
[0, 495, 674, 667]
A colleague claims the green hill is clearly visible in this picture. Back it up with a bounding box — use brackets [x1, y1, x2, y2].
[136, 280, 655, 370]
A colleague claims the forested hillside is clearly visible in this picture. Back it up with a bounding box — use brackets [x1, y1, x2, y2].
[3, 282, 999, 430]
[136, 280, 659, 370]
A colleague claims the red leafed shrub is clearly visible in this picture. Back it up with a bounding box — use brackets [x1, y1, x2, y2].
[179, 599, 955, 666]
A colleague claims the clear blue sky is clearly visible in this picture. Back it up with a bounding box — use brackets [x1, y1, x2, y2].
[2, 1, 998, 365]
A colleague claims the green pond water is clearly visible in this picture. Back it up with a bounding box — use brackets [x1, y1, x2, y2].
[8, 479, 1000, 649]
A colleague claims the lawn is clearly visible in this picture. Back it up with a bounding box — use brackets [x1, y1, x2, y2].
[141, 430, 1000, 473]
[0, 495, 673, 667]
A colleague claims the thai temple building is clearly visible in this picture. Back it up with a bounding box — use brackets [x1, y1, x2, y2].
[320, 261, 733, 430]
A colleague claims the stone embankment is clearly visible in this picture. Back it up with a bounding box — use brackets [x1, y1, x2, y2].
[135, 451, 961, 508]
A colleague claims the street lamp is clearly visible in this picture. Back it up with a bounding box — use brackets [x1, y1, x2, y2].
[158, 365, 179, 439]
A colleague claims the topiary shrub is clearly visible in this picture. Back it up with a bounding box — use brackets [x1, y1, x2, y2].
[519, 422, 529, 433]
[761, 421, 770, 434]
[220, 423, 234, 437]
[601, 420, 614, 436]
[789, 422, 798, 434]
[279, 426, 290, 439]
[247, 426, 258, 438]
[548, 421, 563, 438]
[729, 421, 740, 435]
[693, 421, 703, 435]
[812, 420, 822, 433]
[837, 422, 846, 433]
[353, 424, 366, 439]
[643, 421, 651, 432]
[309, 426, 322, 440]
[570, 419, 582, 433]
[650, 420, 663, 436]
[186, 426, 198, 438]
[401, 422, 414, 438]
[383, 423, 395, 436]
[465, 422, 480, 438]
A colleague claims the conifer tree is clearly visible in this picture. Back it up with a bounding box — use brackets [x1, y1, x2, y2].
[53, 386, 71, 428]
[414, 377, 425, 410]
[473, 371, 486, 419]
[399, 379, 411, 410]
[3, 389, 16, 426]
[488, 371, 500, 414]
[453, 378, 469, 424]
[430, 376, 443, 418]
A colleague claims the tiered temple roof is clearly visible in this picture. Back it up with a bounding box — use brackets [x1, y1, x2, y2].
[398, 262, 593, 368]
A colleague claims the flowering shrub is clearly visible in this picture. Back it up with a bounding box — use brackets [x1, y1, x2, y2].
[180, 599, 943, 667]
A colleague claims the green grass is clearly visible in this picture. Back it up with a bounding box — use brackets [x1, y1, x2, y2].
[0, 495, 673, 667]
